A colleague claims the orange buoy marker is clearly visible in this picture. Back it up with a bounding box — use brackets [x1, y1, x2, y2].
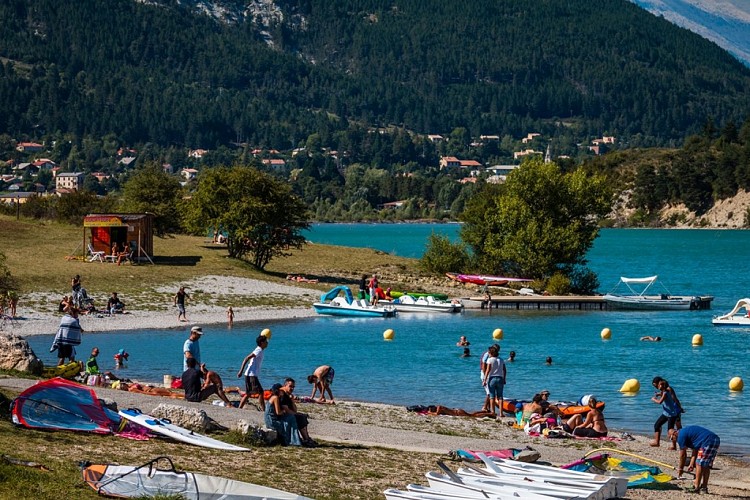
[261, 328, 272, 340]
[729, 377, 744, 391]
[600, 327, 611, 340]
[619, 378, 640, 393]
[492, 328, 503, 340]
[383, 328, 395, 341]
[691, 333, 703, 346]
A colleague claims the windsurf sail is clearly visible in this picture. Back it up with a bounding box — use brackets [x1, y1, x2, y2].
[83, 456, 313, 499]
[11, 377, 121, 434]
[562, 454, 673, 487]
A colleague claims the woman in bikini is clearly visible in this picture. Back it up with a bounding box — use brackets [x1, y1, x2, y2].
[564, 397, 608, 437]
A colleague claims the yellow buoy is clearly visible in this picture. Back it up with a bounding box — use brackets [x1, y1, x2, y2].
[619, 378, 640, 393]
[383, 328, 395, 341]
[600, 327, 611, 340]
[729, 377, 744, 391]
[691, 333, 703, 346]
[492, 328, 503, 340]
[260, 328, 272, 340]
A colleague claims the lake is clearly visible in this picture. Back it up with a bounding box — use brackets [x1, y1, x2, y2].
[26, 225, 750, 459]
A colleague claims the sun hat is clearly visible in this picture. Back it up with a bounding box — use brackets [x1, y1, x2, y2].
[190, 326, 203, 335]
[541, 389, 550, 395]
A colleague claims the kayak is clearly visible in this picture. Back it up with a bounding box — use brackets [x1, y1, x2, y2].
[446, 273, 532, 286]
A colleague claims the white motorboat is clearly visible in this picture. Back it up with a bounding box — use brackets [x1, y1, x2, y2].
[382, 295, 463, 313]
[712, 298, 750, 326]
[603, 276, 713, 310]
[313, 286, 397, 318]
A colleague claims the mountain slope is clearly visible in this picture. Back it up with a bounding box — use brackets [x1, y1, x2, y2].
[630, 0, 750, 66]
[0, 0, 748, 149]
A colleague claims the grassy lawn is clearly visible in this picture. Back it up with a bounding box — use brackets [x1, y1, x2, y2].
[0, 215, 439, 499]
[0, 214, 422, 306]
[0, 390, 438, 500]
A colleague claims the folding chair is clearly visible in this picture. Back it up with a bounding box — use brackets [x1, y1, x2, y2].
[87, 244, 106, 263]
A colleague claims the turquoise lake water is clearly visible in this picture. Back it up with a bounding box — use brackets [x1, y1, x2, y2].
[26, 225, 750, 458]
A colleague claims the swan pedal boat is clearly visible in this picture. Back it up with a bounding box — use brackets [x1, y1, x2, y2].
[712, 298, 750, 326]
[313, 286, 396, 318]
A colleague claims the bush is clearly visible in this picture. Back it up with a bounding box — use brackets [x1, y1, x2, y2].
[569, 266, 600, 295]
[546, 273, 571, 295]
[419, 233, 469, 275]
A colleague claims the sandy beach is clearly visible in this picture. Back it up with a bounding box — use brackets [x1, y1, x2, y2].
[3, 275, 750, 498]
[10, 275, 319, 338]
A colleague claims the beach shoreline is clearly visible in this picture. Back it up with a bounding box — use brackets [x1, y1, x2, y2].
[1, 374, 749, 499]
[4, 275, 750, 498]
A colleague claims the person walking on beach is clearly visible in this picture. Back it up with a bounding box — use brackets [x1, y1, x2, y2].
[307, 365, 335, 403]
[7, 290, 18, 318]
[670, 425, 720, 494]
[174, 286, 189, 322]
[237, 335, 269, 410]
[183, 325, 203, 371]
[50, 307, 83, 366]
[227, 306, 234, 327]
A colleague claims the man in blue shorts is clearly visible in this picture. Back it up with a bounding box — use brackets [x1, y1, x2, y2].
[670, 425, 720, 493]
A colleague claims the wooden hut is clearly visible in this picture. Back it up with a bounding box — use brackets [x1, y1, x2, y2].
[83, 213, 154, 263]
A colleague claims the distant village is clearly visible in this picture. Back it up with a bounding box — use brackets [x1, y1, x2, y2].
[1, 133, 616, 206]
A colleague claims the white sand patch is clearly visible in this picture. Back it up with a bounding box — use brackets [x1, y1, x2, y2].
[6, 276, 319, 337]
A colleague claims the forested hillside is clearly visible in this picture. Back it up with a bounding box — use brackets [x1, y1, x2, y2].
[0, 0, 749, 150]
[1, 0, 750, 227]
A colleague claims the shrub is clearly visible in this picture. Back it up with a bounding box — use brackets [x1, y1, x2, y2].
[569, 267, 600, 295]
[546, 273, 571, 295]
[420, 233, 469, 275]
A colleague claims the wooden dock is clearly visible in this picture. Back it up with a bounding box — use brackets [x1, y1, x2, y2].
[466, 295, 609, 311]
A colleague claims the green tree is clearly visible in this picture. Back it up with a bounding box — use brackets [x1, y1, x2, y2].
[460, 158, 612, 280]
[420, 233, 470, 275]
[121, 166, 183, 236]
[184, 166, 311, 269]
